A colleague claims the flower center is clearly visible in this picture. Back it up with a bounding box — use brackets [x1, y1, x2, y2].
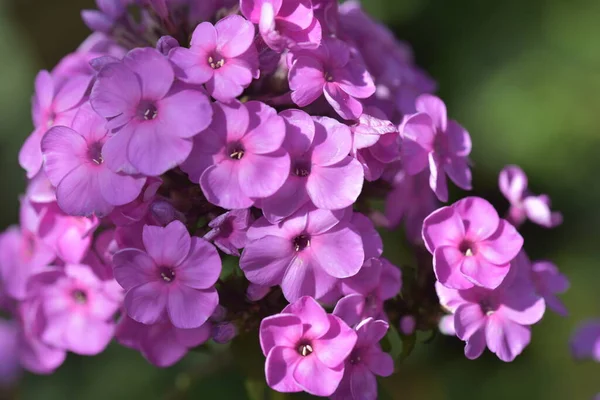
[292, 160, 311, 177]
[159, 266, 175, 283]
[139, 102, 158, 120]
[324, 71, 334, 82]
[228, 143, 245, 160]
[479, 298, 496, 316]
[208, 55, 225, 69]
[293, 235, 311, 252]
[87, 142, 104, 165]
[349, 349, 362, 365]
[72, 289, 87, 304]
[459, 240, 476, 257]
[297, 343, 313, 357]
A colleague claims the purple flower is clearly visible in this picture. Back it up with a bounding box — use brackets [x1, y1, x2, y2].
[401, 94, 472, 202]
[261, 112, 364, 222]
[381, 168, 438, 243]
[436, 254, 546, 362]
[330, 318, 394, 400]
[289, 38, 375, 120]
[570, 320, 600, 362]
[90, 47, 213, 176]
[28, 264, 121, 355]
[260, 296, 357, 396]
[334, 258, 401, 323]
[116, 316, 211, 367]
[241, 0, 322, 52]
[399, 315, 416, 335]
[240, 206, 365, 302]
[203, 209, 254, 256]
[181, 101, 290, 210]
[350, 107, 400, 181]
[423, 197, 523, 290]
[0, 320, 20, 385]
[41, 104, 146, 217]
[113, 220, 221, 328]
[16, 301, 66, 374]
[0, 229, 53, 302]
[531, 260, 569, 317]
[81, 0, 130, 34]
[169, 15, 259, 101]
[20, 70, 91, 178]
[499, 165, 563, 228]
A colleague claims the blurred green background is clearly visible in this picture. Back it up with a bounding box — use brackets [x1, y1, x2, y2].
[1, 0, 599, 399]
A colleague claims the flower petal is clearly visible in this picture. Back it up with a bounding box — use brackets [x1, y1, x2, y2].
[175, 237, 221, 289]
[142, 221, 191, 267]
[167, 286, 218, 329]
[124, 281, 167, 325]
[113, 248, 158, 290]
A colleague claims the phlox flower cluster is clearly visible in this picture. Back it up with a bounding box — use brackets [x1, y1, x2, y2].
[0, 0, 571, 397]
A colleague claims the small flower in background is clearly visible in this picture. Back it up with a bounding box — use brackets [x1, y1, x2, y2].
[570, 320, 600, 362]
[499, 165, 563, 228]
[203, 209, 254, 256]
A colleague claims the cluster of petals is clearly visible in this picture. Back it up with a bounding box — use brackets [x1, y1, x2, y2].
[499, 165, 563, 228]
[422, 196, 523, 290]
[259, 296, 357, 396]
[436, 252, 546, 362]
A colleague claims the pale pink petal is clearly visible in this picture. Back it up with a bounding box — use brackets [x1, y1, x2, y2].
[499, 165, 527, 205]
[90, 62, 140, 119]
[167, 286, 218, 329]
[190, 22, 218, 50]
[56, 166, 113, 217]
[289, 56, 325, 106]
[201, 162, 255, 209]
[124, 48, 174, 100]
[240, 236, 295, 286]
[477, 220, 523, 265]
[41, 126, 87, 186]
[433, 246, 474, 290]
[311, 116, 353, 166]
[142, 221, 191, 267]
[422, 206, 465, 253]
[113, 248, 158, 290]
[454, 303, 486, 341]
[238, 151, 290, 198]
[307, 158, 364, 210]
[124, 281, 167, 325]
[259, 314, 303, 355]
[216, 15, 256, 58]
[416, 94, 447, 132]
[312, 315, 357, 368]
[485, 317, 530, 362]
[453, 197, 500, 242]
[323, 82, 363, 120]
[175, 237, 221, 289]
[310, 226, 364, 278]
[169, 47, 214, 84]
[158, 86, 213, 138]
[464, 327, 486, 359]
[265, 346, 303, 393]
[294, 355, 344, 397]
[460, 256, 510, 289]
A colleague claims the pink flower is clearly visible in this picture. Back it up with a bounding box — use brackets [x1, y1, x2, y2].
[116, 316, 211, 367]
[241, 0, 322, 52]
[16, 301, 66, 374]
[181, 101, 290, 210]
[113, 220, 221, 329]
[350, 107, 400, 181]
[401, 94, 472, 202]
[334, 258, 402, 323]
[499, 165, 563, 228]
[240, 206, 365, 302]
[530, 260, 569, 317]
[423, 197, 523, 290]
[261, 111, 364, 222]
[28, 264, 121, 355]
[436, 254, 546, 362]
[41, 104, 146, 217]
[203, 209, 255, 256]
[260, 296, 357, 396]
[19, 70, 91, 178]
[382, 168, 438, 243]
[90, 47, 213, 176]
[169, 15, 259, 101]
[330, 318, 394, 400]
[289, 38, 375, 120]
[570, 319, 600, 362]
